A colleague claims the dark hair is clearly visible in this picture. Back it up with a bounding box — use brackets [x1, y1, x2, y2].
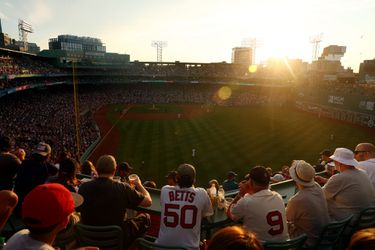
[80, 160, 96, 176]
[208, 226, 264, 250]
[57, 158, 79, 187]
[143, 180, 157, 188]
[177, 175, 194, 188]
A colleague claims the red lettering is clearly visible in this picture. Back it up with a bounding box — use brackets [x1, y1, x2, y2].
[188, 192, 195, 203]
[169, 191, 174, 202]
[267, 211, 284, 235]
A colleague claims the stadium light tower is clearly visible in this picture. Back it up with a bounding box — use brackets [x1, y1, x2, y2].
[242, 37, 263, 64]
[310, 33, 323, 62]
[18, 19, 33, 52]
[151, 41, 168, 62]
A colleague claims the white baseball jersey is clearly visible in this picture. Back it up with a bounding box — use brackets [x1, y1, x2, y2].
[230, 189, 289, 241]
[156, 185, 213, 250]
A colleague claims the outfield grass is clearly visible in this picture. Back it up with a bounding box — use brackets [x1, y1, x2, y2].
[106, 104, 374, 187]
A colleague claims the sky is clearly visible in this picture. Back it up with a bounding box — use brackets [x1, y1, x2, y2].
[0, 0, 374, 72]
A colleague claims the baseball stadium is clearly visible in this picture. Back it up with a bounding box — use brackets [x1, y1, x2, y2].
[1, 12, 375, 250]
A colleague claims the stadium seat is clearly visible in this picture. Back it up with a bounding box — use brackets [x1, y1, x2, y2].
[75, 223, 124, 250]
[135, 237, 188, 250]
[314, 214, 353, 249]
[351, 206, 375, 231]
[262, 234, 307, 250]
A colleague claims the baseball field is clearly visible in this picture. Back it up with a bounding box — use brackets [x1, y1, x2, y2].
[89, 104, 374, 187]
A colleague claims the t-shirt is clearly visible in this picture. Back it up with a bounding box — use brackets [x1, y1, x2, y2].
[323, 168, 375, 221]
[4, 229, 54, 250]
[156, 185, 213, 250]
[230, 189, 289, 241]
[286, 183, 330, 248]
[78, 177, 145, 226]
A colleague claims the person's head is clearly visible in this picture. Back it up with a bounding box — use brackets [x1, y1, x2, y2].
[32, 142, 52, 160]
[289, 160, 315, 188]
[265, 167, 273, 177]
[0, 135, 11, 152]
[80, 160, 97, 176]
[330, 147, 359, 171]
[58, 158, 78, 182]
[96, 155, 117, 177]
[320, 149, 332, 162]
[238, 174, 251, 194]
[207, 226, 264, 250]
[208, 179, 219, 190]
[116, 161, 133, 177]
[177, 163, 196, 188]
[143, 180, 157, 188]
[281, 165, 290, 178]
[354, 143, 375, 162]
[227, 171, 237, 181]
[248, 166, 270, 192]
[22, 183, 83, 237]
[165, 171, 178, 186]
[13, 148, 26, 161]
[348, 227, 375, 250]
[0, 152, 22, 177]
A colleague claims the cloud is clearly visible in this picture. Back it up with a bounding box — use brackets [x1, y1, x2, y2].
[27, 0, 53, 26]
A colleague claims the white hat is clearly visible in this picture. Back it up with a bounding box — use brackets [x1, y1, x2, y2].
[329, 148, 359, 167]
[289, 160, 315, 187]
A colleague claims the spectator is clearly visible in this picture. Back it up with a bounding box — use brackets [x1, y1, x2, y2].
[0, 135, 12, 153]
[316, 148, 375, 221]
[0, 190, 18, 231]
[13, 148, 26, 161]
[0, 151, 21, 190]
[348, 227, 375, 250]
[281, 165, 291, 180]
[207, 226, 264, 250]
[115, 161, 133, 183]
[156, 163, 213, 249]
[80, 160, 97, 177]
[49, 158, 80, 192]
[4, 183, 83, 250]
[14, 142, 58, 214]
[317, 149, 333, 174]
[208, 179, 219, 192]
[354, 143, 375, 188]
[78, 155, 151, 248]
[223, 171, 238, 191]
[227, 166, 289, 241]
[165, 170, 178, 186]
[286, 160, 329, 248]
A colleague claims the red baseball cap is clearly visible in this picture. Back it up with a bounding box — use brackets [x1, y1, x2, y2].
[22, 183, 83, 228]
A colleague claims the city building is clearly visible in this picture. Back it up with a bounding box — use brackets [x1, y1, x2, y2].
[359, 59, 375, 84]
[39, 35, 129, 65]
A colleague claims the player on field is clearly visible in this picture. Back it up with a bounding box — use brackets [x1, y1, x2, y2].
[227, 166, 289, 241]
[156, 163, 213, 250]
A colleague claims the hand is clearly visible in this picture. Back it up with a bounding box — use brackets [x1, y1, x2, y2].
[314, 176, 327, 185]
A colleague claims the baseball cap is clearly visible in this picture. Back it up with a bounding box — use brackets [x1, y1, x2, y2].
[289, 160, 315, 187]
[22, 183, 83, 229]
[32, 142, 51, 157]
[227, 171, 237, 177]
[118, 161, 133, 171]
[320, 149, 332, 156]
[165, 170, 177, 179]
[177, 163, 196, 178]
[329, 148, 359, 167]
[249, 166, 270, 186]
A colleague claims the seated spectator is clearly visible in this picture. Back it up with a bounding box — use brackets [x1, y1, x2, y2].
[14, 142, 58, 214]
[13, 148, 26, 161]
[165, 170, 178, 186]
[78, 155, 151, 248]
[0, 190, 18, 231]
[115, 161, 133, 183]
[156, 163, 213, 249]
[223, 171, 238, 191]
[80, 160, 97, 177]
[4, 183, 83, 250]
[316, 148, 375, 221]
[0, 152, 21, 191]
[281, 165, 291, 180]
[354, 143, 375, 188]
[49, 158, 80, 192]
[207, 226, 264, 250]
[286, 160, 329, 249]
[227, 166, 289, 241]
[348, 227, 375, 250]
